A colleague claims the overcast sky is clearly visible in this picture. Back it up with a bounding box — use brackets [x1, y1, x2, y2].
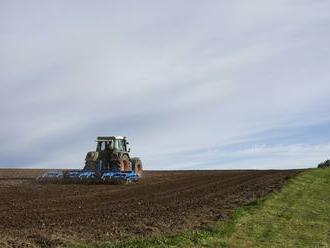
[1, 0, 330, 170]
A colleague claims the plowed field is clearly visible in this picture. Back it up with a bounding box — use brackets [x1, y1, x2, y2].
[0, 169, 299, 247]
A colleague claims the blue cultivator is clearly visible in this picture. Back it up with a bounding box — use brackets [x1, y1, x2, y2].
[79, 171, 99, 183]
[63, 170, 82, 183]
[102, 171, 140, 184]
[37, 169, 141, 184]
[37, 171, 63, 183]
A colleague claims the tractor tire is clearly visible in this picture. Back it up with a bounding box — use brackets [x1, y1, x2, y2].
[121, 154, 131, 171]
[111, 160, 121, 171]
[83, 161, 97, 171]
[131, 157, 143, 175]
[85, 151, 99, 161]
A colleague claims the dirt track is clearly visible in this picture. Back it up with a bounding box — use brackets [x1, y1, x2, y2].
[0, 169, 299, 247]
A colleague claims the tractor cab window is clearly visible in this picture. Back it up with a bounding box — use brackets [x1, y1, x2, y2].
[119, 140, 125, 151]
[97, 141, 113, 151]
[96, 142, 104, 151]
[114, 140, 125, 151]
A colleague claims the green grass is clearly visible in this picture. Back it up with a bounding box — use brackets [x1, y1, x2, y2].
[64, 168, 330, 248]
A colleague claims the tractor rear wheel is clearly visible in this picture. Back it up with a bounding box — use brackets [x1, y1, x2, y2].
[131, 157, 143, 175]
[111, 160, 121, 171]
[111, 155, 131, 171]
[120, 154, 131, 171]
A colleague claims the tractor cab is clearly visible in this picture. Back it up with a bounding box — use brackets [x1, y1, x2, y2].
[96, 136, 129, 152]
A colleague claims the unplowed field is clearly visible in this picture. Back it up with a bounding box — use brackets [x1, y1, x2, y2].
[0, 169, 299, 247]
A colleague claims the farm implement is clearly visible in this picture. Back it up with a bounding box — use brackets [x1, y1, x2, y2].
[37, 136, 143, 184]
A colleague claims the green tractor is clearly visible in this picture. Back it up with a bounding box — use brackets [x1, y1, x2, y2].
[37, 136, 143, 183]
[84, 136, 143, 175]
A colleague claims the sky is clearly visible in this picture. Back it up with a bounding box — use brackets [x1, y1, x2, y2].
[0, 0, 330, 170]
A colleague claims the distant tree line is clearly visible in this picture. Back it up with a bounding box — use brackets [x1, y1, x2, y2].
[318, 159, 330, 168]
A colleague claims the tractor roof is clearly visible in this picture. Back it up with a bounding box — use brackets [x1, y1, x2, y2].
[96, 136, 125, 141]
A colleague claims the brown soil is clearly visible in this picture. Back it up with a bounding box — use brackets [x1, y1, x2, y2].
[0, 169, 299, 247]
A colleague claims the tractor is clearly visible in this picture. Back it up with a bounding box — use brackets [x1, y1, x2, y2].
[84, 136, 143, 174]
[37, 136, 143, 183]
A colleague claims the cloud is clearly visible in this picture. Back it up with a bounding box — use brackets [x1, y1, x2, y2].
[148, 142, 330, 170]
[0, 0, 329, 169]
